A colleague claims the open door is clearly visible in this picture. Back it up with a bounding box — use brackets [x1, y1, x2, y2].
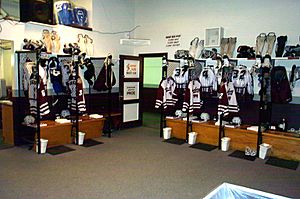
[119, 55, 143, 128]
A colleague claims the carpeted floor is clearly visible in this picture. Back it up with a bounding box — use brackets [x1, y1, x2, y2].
[0, 113, 299, 199]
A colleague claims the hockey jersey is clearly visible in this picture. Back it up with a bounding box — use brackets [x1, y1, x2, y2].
[199, 67, 217, 98]
[67, 75, 86, 113]
[232, 65, 253, 101]
[155, 77, 178, 111]
[217, 82, 239, 117]
[270, 66, 292, 103]
[182, 79, 203, 113]
[172, 66, 189, 88]
[28, 74, 50, 116]
[48, 57, 64, 93]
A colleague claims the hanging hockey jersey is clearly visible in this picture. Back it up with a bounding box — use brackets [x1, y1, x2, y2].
[67, 75, 86, 113]
[172, 66, 189, 88]
[155, 77, 178, 111]
[232, 65, 253, 101]
[182, 79, 203, 113]
[28, 74, 50, 116]
[217, 82, 239, 117]
[270, 66, 292, 103]
[199, 66, 217, 99]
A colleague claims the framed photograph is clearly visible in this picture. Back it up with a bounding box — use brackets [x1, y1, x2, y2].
[124, 59, 140, 78]
[205, 27, 224, 47]
[123, 82, 139, 100]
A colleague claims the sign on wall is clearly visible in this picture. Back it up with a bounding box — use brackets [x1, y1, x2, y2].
[124, 59, 140, 78]
[166, 34, 181, 47]
[123, 82, 139, 100]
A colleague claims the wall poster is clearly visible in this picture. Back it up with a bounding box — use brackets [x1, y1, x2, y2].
[124, 59, 139, 78]
[123, 82, 139, 100]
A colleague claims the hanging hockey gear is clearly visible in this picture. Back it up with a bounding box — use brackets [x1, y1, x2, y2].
[73, 7, 88, 27]
[85, 34, 94, 56]
[182, 79, 203, 114]
[199, 66, 217, 99]
[82, 58, 96, 85]
[174, 50, 189, 59]
[217, 82, 239, 118]
[275, 36, 287, 57]
[236, 45, 255, 58]
[93, 53, 116, 91]
[77, 34, 86, 53]
[195, 39, 204, 59]
[283, 44, 300, 57]
[220, 38, 229, 56]
[189, 37, 199, 58]
[232, 65, 253, 102]
[67, 74, 86, 113]
[48, 57, 64, 93]
[54, 1, 74, 25]
[42, 29, 52, 53]
[23, 39, 35, 51]
[155, 77, 178, 113]
[51, 31, 61, 53]
[270, 66, 292, 103]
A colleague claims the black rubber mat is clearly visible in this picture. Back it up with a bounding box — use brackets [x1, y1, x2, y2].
[82, 139, 103, 147]
[228, 150, 256, 161]
[163, 137, 186, 145]
[47, 145, 75, 155]
[190, 143, 217, 151]
[265, 157, 299, 170]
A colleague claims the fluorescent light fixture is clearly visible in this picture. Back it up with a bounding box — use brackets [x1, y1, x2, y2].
[120, 38, 151, 46]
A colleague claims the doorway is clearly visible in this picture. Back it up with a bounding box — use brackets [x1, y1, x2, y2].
[139, 53, 167, 129]
[0, 39, 14, 147]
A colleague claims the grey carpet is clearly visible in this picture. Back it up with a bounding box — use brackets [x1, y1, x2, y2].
[0, 126, 299, 199]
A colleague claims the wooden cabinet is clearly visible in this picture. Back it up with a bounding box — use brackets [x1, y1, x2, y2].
[166, 118, 187, 140]
[37, 120, 73, 148]
[165, 118, 300, 161]
[1, 103, 14, 145]
[79, 116, 105, 140]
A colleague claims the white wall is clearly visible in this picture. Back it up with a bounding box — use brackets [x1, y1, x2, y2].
[0, 0, 136, 93]
[133, 0, 300, 58]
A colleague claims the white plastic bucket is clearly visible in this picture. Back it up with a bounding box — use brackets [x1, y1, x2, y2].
[221, 137, 231, 151]
[188, 132, 197, 145]
[259, 143, 272, 159]
[163, 127, 171, 139]
[36, 139, 48, 154]
[76, 132, 85, 145]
